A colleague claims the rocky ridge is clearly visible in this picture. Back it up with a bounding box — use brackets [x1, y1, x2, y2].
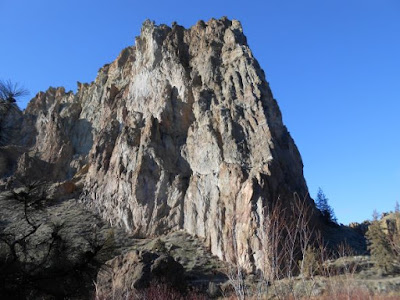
[2, 18, 312, 272]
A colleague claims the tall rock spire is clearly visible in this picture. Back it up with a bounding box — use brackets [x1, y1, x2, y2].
[8, 18, 311, 271]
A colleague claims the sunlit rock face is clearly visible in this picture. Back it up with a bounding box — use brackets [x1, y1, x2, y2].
[8, 18, 310, 271]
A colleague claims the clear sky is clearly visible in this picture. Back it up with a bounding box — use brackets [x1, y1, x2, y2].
[1, 0, 399, 224]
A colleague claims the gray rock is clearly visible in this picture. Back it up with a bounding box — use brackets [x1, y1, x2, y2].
[95, 250, 185, 297]
[1, 18, 313, 272]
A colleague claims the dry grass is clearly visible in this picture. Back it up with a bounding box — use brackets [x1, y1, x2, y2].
[94, 280, 207, 300]
[223, 195, 400, 300]
[221, 290, 399, 300]
[309, 288, 400, 300]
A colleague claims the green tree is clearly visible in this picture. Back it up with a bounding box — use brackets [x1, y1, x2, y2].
[315, 188, 337, 224]
[366, 219, 395, 274]
[0, 79, 28, 103]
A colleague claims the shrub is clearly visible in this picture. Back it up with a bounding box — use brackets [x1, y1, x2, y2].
[300, 245, 319, 278]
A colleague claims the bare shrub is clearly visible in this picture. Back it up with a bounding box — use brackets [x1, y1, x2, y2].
[0, 181, 113, 298]
[227, 222, 248, 300]
[226, 263, 247, 300]
[258, 194, 316, 299]
[249, 194, 378, 300]
[225, 194, 317, 300]
[314, 240, 364, 300]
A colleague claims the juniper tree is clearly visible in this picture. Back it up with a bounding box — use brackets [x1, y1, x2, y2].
[0, 79, 29, 103]
[315, 188, 337, 224]
[366, 218, 395, 274]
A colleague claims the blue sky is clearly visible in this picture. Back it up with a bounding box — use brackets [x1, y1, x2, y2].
[1, 0, 399, 224]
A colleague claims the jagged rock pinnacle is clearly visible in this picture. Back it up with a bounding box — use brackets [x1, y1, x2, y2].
[3, 18, 311, 271]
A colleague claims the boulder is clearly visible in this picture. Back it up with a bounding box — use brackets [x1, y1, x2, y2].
[95, 250, 185, 297]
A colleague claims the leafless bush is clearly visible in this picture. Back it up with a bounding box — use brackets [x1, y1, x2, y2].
[226, 217, 249, 299]
[313, 237, 363, 300]
[0, 182, 67, 297]
[0, 181, 113, 298]
[257, 193, 316, 299]
[0, 182, 49, 265]
[226, 263, 247, 300]
[225, 194, 317, 300]
[227, 193, 375, 300]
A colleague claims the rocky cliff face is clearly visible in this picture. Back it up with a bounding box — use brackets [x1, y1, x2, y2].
[2, 18, 311, 271]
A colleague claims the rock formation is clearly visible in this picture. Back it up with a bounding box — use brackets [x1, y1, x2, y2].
[96, 250, 186, 298]
[1, 18, 312, 272]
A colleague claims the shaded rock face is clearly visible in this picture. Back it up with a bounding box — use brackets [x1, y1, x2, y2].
[0, 101, 22, 146]
[96, 250, 185, 297]
[3, 18, 310, 271]
[0, 101, 24, 179]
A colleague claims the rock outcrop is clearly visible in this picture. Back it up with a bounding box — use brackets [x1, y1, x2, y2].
[1, 18, 312, 271]
[96, 250, 186, 297]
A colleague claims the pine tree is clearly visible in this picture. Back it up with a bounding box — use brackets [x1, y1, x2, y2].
[0, 79, 28, 103]
[315, 188, 337, 224]
[366, 219, 395, 273]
